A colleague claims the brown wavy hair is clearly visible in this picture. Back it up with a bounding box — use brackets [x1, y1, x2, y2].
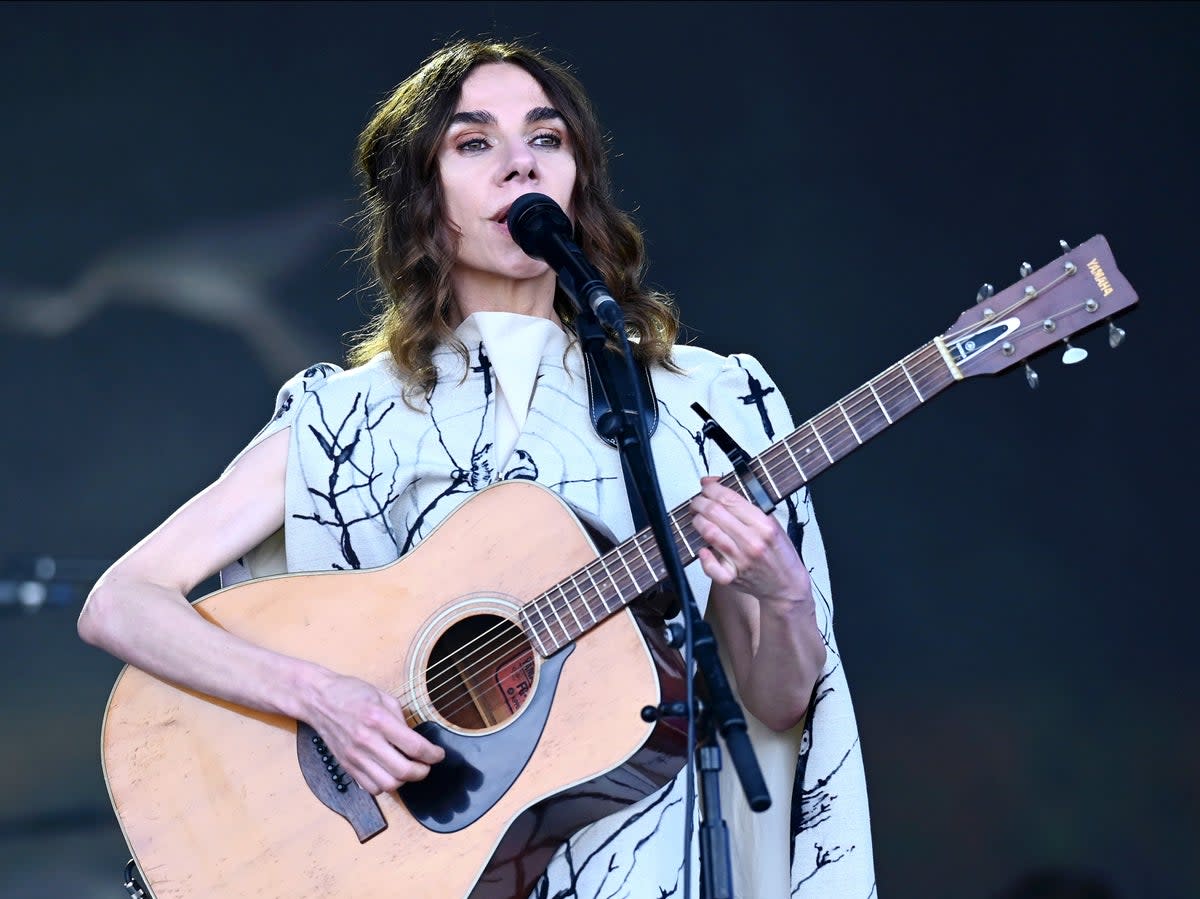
[348, 39, 679, 393]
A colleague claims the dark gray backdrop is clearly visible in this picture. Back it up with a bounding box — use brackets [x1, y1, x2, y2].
[1, 2, 1195, 898]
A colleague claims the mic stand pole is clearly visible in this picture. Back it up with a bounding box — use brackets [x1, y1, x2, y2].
[570, 303, 770, 899]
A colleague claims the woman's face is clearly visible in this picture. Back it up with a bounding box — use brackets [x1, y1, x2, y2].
[438, 62, 578, 298]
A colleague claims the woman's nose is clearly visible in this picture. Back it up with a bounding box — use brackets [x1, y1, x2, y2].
[501, 140, 537, 183]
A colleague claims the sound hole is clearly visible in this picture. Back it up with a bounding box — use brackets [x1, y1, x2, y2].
[426, 614, 535, 731]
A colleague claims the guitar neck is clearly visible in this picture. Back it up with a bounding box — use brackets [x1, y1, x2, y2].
[520, 339, 958, 656]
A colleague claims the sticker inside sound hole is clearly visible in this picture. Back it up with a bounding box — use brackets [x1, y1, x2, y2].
[494, 649, 536, 714]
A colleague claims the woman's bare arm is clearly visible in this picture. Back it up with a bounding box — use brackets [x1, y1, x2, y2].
[78, 428, 443, 793]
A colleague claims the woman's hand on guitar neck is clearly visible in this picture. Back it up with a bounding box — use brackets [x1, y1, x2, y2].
[690, 476, 813, 605]
[689, 476, 826, 732]
[301, 670, 446, 795]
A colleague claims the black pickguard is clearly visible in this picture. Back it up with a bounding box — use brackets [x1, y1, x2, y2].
[398, 644, 575, 833]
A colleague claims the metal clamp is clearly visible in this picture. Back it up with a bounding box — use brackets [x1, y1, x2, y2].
[690, 402, 775, 514]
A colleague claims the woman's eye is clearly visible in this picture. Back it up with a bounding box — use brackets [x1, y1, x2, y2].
[531, 132, 563, 148]
[456, 137, 489, 153]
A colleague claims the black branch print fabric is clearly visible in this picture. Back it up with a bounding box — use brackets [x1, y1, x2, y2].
[219, 320, 875, 898]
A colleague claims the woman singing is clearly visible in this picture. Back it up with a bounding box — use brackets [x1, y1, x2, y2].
[79, 39, 875, 898]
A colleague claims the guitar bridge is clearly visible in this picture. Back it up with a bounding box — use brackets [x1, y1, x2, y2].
[295, 721, 388, 842]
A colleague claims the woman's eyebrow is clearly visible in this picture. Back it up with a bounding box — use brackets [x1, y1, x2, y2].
[449, 110, 495, 126]
[448, 106, 563, 127]
[526, 106, 562, 124]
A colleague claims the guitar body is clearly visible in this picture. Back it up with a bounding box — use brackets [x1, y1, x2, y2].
[101, 481, 688, 899]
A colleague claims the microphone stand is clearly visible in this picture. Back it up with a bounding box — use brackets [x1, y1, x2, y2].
[566, 289, 770, 899]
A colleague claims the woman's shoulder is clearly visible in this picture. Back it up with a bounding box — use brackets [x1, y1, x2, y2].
[265, 354, 406, 423]
[660, 343, 775, 388]
[293, 353, 404, 396]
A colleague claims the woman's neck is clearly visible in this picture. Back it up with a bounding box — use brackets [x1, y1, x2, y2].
[449, 268, 559, 325]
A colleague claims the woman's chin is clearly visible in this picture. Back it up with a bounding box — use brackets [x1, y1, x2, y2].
[494, 255, 554, 282]
[452, 257, 556, 298]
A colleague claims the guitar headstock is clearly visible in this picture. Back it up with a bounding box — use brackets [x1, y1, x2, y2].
[942, 235, 1138, 378]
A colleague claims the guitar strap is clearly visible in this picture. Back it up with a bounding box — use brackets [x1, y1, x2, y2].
[582, 348, 681, 621]
[581, 347, 659, 530]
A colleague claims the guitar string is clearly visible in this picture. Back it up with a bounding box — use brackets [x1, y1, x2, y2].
[415, 335, 1067, 724]
[761, 293, 1100, 479]
[409, 297, 1084, 720]
[411, 301, 1080, 721]
[410, 341, 956, 721]
[755, 297, 1100, 503]
[405, 449, 705, 710]
[415, 342, 945, 707]
[752, 281, 1096, 493]
[411, 548, 660, 721]
[409, 492, 704, 722]
[408, 290, 1095, 720]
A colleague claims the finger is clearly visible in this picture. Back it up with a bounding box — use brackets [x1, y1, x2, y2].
[351, 746, 433, 794]
[698, 546, 737, 586]
[691, 503, 746, 566]
[344, 756, 391, 796]
[703, 480, 786, 541]
[700, 477, 774, 529]
[696, 505, 800, 598]
[378, 716, 446, 765]
[349, 687, 446, 766]
[378, 751, 432, 786]
[693, 494, 770, 564]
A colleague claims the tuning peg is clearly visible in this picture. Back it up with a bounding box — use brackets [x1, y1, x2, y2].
[1059, 239, 1071, 253]
[1020, 262, 1033, 277]
[1061, 339, 1088, 365]
[976, 282, 995, 303]
[1024, 363, 1039, 390]
[1107, 320, 1126, 348]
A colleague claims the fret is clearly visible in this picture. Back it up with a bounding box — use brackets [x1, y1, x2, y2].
[898, 359, 925, 402]
[558, 583, 583, 633]
[580, 569, 603, 624]
[866, 380, 894, 424]
[632, 536, 659, 582]
[530, 600, 551, 640]
[809, 421, 835, 464]
[522, 603, 553, 656]
[544, 590, 569, 642]
[836, 400, 863, 445]
[916, 347, 952, 396]
[594, 556, 623, 610]
[670, 508, 706, 568]
[755, 458, 782, 498]
[848, 387, 889, 441]
[670, 510, 692, 555]
[781, 437, 808, 481]
[616, 549, 642, 595]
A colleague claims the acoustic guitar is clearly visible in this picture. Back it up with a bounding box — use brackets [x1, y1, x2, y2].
[101, 234, 1138, 898]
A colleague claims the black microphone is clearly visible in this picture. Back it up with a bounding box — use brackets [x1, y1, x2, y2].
[506, 192, 624, 328]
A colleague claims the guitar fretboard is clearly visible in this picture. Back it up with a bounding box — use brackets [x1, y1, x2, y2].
[518, 341, 958, 656]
